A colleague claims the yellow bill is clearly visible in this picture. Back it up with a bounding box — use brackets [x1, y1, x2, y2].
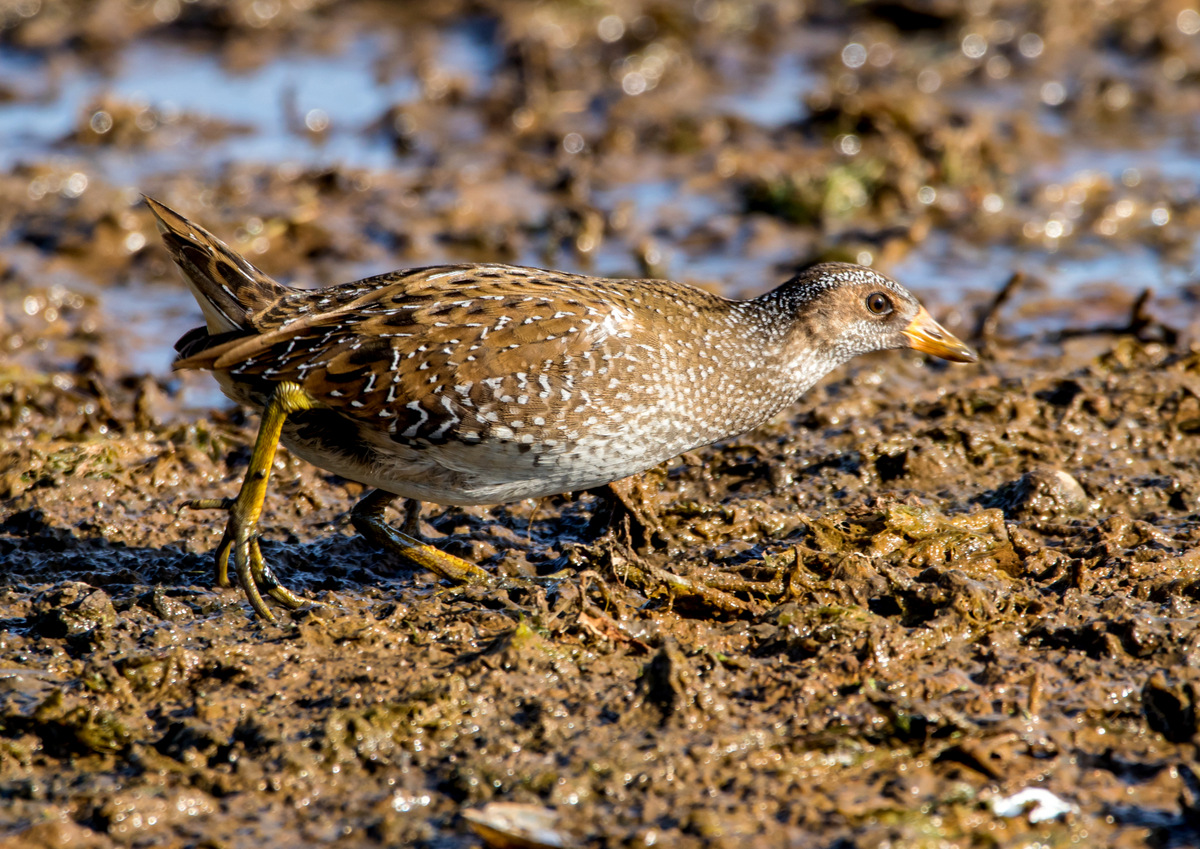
[902, 306, 977, 363]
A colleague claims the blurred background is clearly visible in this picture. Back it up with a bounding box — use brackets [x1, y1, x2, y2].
[2, 0, 1199, 405]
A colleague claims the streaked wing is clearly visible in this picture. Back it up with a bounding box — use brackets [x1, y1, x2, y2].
[175, 264, 644, 446]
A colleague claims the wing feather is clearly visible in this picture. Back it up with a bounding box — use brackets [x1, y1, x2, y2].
[174, 265, 660, 446]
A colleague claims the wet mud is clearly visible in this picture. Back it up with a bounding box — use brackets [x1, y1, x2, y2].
[4, 1, 1200, 846]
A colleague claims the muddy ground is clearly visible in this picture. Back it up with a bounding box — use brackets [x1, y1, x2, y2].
[4, 1, 1200, 846]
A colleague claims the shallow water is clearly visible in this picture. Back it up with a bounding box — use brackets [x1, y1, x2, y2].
[0, 24, 499, 176]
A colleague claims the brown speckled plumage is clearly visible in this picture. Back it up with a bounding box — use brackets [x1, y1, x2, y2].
[149, 197, 975, 618]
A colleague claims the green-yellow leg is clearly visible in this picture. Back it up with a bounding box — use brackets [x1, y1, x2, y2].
[351, 489, 496, 586]
[185, 381, 317, 621]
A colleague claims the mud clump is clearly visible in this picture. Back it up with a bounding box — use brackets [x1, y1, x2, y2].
[984, 466, 1090, 521]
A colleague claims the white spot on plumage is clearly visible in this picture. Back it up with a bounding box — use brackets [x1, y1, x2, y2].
[401, 400, 428, 438]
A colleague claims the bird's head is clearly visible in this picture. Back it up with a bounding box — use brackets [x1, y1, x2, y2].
[777, 263, 976, 366]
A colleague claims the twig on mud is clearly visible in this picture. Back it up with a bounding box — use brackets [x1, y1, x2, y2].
[572, 568, 650, 648]
[686, 569, 781, 596]
[687, 547, 812, 602]
[577, 569, 622, 613]
[605, 543, 766, 616]
[1053, 288, 1179, 346]
[973, 271, 1026, 356]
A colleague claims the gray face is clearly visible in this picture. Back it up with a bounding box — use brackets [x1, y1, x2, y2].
[775, 264, 916, 359]
[767, 262, 975, 384]
[812, 281, 921, 360]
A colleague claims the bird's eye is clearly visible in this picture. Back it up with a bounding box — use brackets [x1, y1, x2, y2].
[866, 292, 892, 315]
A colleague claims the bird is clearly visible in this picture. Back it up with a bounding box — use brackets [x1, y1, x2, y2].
[147, 197, 976, 620]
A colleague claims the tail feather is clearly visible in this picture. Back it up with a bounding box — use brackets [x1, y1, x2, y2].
[173, 325, 249, 362]
[146, 196, 290, 334]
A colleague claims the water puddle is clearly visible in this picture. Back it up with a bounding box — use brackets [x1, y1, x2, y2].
[717, 48, 815, 128]
[0, 21, 499, 180]
[894, 229, 1197, 341]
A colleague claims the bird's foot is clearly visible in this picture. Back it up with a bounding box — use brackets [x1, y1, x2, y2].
[180, 382, 319, 621]
[351, 489, 567, 590]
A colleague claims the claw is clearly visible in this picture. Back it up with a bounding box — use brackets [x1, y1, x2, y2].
[213, 528, 234, 588]
[234, 527, 273, 620]
[252, 546, 307, 610]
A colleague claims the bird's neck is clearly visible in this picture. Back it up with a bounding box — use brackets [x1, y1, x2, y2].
[669, 294, 840, 441]
[741, 289, 842, 387]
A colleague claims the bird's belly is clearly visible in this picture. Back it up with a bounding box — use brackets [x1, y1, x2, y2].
[279, 412, 691, 506]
